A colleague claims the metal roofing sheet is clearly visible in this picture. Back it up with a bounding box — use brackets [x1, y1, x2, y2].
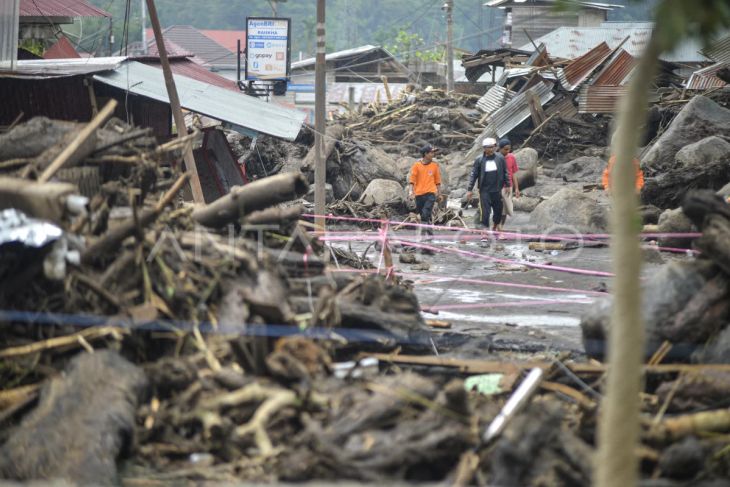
[519, 25, 709, 63]
[43, 36, 80, 59]
[476, 84, 515, 115]
[93, 61, 305, 140]
[141, 59, 239, 92]
[559, 41, 612, 90]
[20, 0, 110, 18]
[578, 85, 626, 113]
[484, 81, 554, 138]
[686, 62, 729, 90]
[153, 25, 238, 68]
[292, 45, 388, 70]
[702, 35, 730, 64]
[592, 49, 636, 86]
[3, 56, 126, 78]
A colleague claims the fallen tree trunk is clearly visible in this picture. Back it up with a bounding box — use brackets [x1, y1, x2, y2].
[243, 203, 304, 226]
[0, 350, 147, 486]
[192, 173, 309, 228]
[301, 125, 346, 172]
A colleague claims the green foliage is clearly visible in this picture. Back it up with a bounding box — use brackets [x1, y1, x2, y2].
[653, 0, 730, 51]
[19, 38, 45, 57]
[386, 30, 443, 64]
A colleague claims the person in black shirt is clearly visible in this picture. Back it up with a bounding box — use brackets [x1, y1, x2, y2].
[466, 137, 509, 231]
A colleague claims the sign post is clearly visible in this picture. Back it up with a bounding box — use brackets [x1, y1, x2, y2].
[245, 17, 291, 84]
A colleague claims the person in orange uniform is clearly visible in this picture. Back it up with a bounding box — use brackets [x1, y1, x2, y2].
[408, 144, 442, 231]
[602, 154, 645, 194]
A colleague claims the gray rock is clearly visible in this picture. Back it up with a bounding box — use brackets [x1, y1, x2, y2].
[513, 147, 538, 172]
[657, 207, 696, 249]
[717, 181, 730, 198]
[450, 188, 467, 199]
[513, 196, 542, 212]
[360, 179, 404, 206]
[423, 106, 451, 121]
[304, 183, 334, 204]
[694, 324, 730, 363]
[675, 135, 730, 169]
[552, 156, 606, 182]
[642, 96, 730, 173]
[529, 188, 608, 234]
[581, 260, 716, 360]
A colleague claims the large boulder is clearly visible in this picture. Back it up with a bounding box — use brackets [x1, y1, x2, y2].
[329, 141, 402, 200]
[513, 147, 539, 190]
[529, 188, 608, 233]
[656, 207, 696, 249]
[359, 179, 404, 206]
[642, 96, 730, 174]
[552, 156, 606, 182]
[581, 260, 721, 360]
[642, 135, 730, 209]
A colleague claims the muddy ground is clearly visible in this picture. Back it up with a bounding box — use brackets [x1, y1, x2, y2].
[330, 187, 688, 360]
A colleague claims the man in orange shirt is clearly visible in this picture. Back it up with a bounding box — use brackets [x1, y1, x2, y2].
[602, 154, 645, 194]
[408, 144, 442, 231]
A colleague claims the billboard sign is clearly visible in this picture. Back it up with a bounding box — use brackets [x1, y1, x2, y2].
[245, 17, 291, 81]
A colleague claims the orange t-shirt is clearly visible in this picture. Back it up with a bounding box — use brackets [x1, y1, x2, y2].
[409, 160, 441, 196]
[602, 155, 644, 192]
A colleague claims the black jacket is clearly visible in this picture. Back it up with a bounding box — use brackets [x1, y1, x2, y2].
[468, 152, 509, 192]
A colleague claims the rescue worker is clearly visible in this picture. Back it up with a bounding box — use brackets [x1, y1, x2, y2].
[408, 144, 442, 232]
[498, 138, 520, 231]
[602, 154, 645, 194]
[466, 137, 509, 231]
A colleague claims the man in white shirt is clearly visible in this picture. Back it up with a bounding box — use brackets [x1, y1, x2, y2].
[466, 137, 509, 231]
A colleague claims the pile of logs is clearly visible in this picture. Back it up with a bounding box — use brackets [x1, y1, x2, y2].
[338, 89, 484, 157]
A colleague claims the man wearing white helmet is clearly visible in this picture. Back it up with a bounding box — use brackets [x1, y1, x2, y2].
[466, 136, 509, 231]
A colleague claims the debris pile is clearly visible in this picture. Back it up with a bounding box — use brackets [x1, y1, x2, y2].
[0, 109, 730, 486]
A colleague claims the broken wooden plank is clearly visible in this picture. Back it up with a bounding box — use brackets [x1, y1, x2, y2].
[38, 99, 117, 183]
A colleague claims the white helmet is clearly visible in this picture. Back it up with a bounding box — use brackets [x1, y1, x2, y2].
[482, 137, 497, 147]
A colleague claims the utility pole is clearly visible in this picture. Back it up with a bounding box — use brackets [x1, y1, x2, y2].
[445, 0, 454, 92]
[146, 0, 205, 203]
[141, 0, 147, 54]
[314, 0, 326, 229]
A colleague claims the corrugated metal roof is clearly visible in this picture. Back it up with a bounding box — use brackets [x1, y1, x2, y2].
[151, 25, 238, 68]
[292, 45, 396, 70]
[141, 59, 239, 92]
[476, 84, 515, 115]
[43, 36, 80, 59]
[484, 81, 554, 138]
[2, 56, 126, 78]
[93, 61, 305, 140]
[592, 49, 636, 86]
[702, 34, 730, 64]
[686, 62, 729, 90]
[519, 25, 709, 63]
[485, 0, 622, 8]
[559, 42, 612, 90]
[578, 85, 626, 113]
[20, 0, 110, 18]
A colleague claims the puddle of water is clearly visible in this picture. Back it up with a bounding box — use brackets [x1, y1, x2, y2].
[428, 311, 581, 327]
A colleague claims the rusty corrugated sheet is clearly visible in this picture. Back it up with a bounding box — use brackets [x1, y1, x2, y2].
[20, 0, 110, 18]
[476, 84, 515, 115]
[686, 62, 728, 90]
[578, 85, 626, 114]
[485, 81, 554, 138]
[702, 35, 730, 64]
[592, 49, 637, 86]
[545, 96, 577, 119]
[0, 75, 92, 125]
[559, 42, 613, 91]
[526, 43, 549, 67]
